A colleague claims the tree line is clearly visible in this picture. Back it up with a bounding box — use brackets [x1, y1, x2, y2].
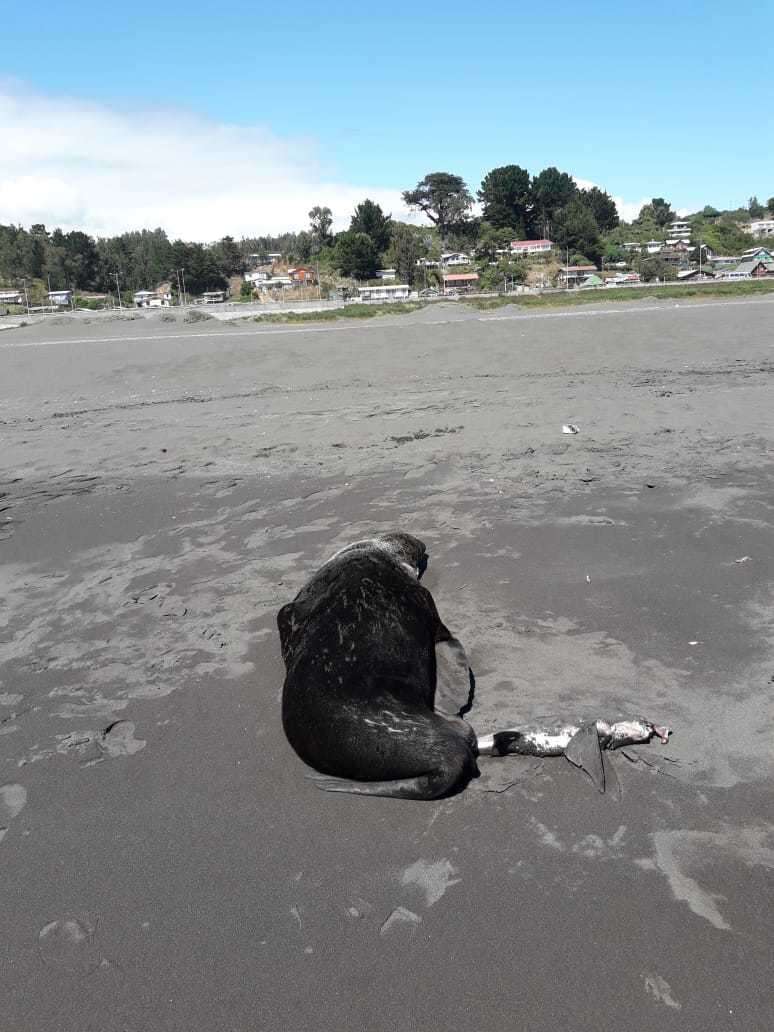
[2, 167, 772, 297]
[0, 224, 241, 298]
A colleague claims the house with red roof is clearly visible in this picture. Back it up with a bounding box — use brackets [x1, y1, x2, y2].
[510, 239, 553, 256]
[443, 272, 479, 294]
[287, 266, 318, 286]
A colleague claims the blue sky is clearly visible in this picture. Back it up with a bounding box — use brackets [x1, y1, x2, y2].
[2, 0, 772, 237]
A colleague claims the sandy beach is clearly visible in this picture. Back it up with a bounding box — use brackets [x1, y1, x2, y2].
[1, 295, 773, 1030]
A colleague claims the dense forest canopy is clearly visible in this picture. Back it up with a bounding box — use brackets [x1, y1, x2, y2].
[1, 165, 771, 297]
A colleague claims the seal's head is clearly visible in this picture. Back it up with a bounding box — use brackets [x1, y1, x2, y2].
[326, 532, 428, 579]
[377, 532, 428, 579]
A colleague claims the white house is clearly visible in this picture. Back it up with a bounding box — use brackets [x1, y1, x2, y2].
[375, 268, 397, 280]
[667, 220, 691, 243]
[48, 289, 72, 306]
[245, 270, 270, 285]
[441, 252, 470, 266]
[646, 240, 663, 254]
[510, 238, 553, 256]
[133, 289, 171, 308]
[0, 289, 24, 305]
[357, 284, 410, 302]
[260, 277, 293, 290]
[748, 220, 774, 237]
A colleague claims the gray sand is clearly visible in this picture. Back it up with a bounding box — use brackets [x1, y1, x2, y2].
[1, 297, 773, 1030]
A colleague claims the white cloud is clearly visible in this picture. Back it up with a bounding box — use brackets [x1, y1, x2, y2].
[612, 196, 651, 223]
[0, 85, 676, 241]
[0, 85, 424, 240]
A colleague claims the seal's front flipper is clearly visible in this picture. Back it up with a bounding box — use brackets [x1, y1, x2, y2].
[565, 722, 606, 793]
[435, 637, 475, 717]
[307, 773, 445, 800]
[276, 602, 297, 662]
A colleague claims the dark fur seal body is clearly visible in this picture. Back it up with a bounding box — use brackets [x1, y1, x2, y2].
[278, 532, 672, 799]
[278, 533, 479, 799]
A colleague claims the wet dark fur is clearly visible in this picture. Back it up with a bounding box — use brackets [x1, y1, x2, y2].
[278, 534, 479, 799]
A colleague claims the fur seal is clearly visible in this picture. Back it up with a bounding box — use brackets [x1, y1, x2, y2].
[278, 532, 671, 799]
[279, 532, 479, 799]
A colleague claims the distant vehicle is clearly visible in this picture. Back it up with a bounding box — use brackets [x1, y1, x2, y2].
[419, 288, 439, 297]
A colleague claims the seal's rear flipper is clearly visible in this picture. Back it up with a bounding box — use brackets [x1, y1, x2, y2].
[307, 773, 448, 801]
[565, 722, 606, 793]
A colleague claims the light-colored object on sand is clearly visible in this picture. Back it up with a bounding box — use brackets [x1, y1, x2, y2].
[477, 718, 671, 794]
[477, 718, 670, 757]
[562, 423, 580, 434]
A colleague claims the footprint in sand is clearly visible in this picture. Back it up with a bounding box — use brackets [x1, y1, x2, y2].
[56, 722, 146, 765]
[377, 859, 461, 943]
[644, 973, 682, 1010]
[101, 721, 146, 758]
[38, 916, 104, 974]
[0, 783, 27, 843]
[379, 907, 422, 940]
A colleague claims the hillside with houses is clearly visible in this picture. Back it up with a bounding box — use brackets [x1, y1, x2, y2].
[1, 167, 772, 312]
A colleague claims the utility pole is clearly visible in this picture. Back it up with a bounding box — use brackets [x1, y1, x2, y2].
[115, 272, 122, 311]
[176, 269, 183, 305]
[181, 268, 188, 307]
[22, 278, 30, 315]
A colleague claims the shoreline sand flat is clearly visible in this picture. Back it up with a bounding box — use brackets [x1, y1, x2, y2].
[1, 298, 772, 1030]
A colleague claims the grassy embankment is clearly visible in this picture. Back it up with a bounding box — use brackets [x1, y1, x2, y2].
[467, 279, 774, 310]
[246, 280, 774, 325]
